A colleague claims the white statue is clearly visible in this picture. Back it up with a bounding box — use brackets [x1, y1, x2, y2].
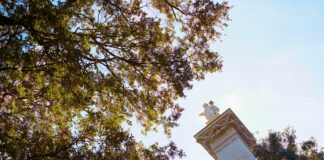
[199, 101, 220, 121]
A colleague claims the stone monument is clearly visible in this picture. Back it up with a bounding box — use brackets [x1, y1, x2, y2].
[194, 102, 256, 160]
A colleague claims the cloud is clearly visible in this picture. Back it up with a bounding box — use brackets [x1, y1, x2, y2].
[222, 93, 243, 112]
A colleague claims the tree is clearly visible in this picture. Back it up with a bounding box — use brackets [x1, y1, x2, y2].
[254, 127, 324, 160]
[0, 0, 230, 159]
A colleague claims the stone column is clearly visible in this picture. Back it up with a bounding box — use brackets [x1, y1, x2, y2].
[194, 109, 256, 160]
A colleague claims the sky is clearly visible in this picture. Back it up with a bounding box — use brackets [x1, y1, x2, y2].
[132, 0, 324, 159]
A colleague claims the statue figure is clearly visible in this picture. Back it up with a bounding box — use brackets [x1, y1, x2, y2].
[199, 101, 220, 122]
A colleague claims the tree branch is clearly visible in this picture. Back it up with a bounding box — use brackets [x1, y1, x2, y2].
[0, 15, 17, 26]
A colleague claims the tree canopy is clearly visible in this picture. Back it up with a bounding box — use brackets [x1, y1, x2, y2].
[0, 0, 229, 159]
[254, 128, 324, 160]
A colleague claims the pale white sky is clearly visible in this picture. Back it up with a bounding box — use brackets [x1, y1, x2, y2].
[132, 0, 324, 159]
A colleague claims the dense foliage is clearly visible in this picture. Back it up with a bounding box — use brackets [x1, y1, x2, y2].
[254, 128, 324, 160]
[0, 0, 229, 159]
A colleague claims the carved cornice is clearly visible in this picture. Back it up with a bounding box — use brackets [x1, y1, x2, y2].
[194, 108, 256, 159]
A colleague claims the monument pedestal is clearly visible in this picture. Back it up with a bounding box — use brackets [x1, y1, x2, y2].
[194, 109, 256, 160]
